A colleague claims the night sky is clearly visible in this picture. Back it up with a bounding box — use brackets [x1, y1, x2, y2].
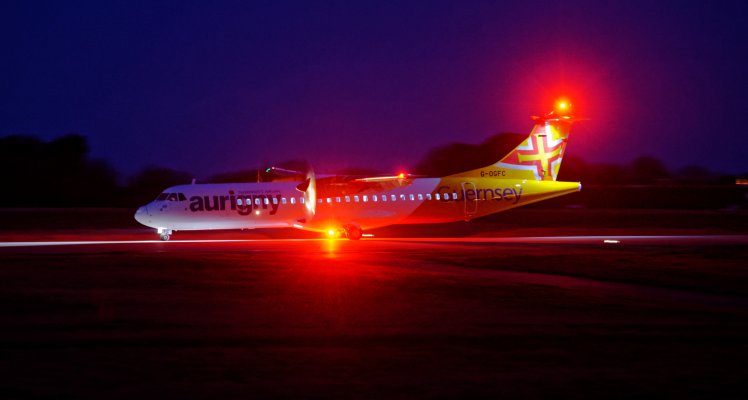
[3, 1, 747, 177]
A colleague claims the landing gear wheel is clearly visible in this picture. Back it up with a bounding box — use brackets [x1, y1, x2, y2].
[160, 233, 170, 241]
[345, 225, 362, 241]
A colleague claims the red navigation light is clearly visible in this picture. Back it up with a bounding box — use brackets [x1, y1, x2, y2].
[398, 172, 405, 179]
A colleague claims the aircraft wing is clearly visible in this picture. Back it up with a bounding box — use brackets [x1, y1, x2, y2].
[315, 173, 419, 197]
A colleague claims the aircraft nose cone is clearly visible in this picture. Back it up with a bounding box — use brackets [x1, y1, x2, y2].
[134, 205, 149, 225]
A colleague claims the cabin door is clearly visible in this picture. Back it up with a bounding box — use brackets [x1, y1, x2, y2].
[461, 181, 478, 220]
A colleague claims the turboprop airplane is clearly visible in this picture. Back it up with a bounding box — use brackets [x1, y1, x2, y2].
[135, 104, 582, 240]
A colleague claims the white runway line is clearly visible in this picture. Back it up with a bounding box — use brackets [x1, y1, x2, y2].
[383, 235, 748, 245]
[0, 239, 313, 248]
[0, 235, 746, 248]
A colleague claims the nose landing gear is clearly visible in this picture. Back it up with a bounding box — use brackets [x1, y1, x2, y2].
[157, 228, 173, 241]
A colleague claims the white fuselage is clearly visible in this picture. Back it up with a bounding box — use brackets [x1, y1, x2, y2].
[135, 179, 450, 233]
[133, 177, 580, 236]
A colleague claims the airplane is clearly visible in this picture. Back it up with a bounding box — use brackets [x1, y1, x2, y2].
[135, 103, 582, 241]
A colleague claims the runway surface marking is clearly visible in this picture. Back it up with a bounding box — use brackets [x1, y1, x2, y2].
[394, 235, 748, 244]
[0, 239, 320, 247]
[1, 235, 746, 247]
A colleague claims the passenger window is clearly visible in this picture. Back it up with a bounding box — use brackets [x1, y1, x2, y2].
[400, 194, 406, 201]
[418, 194, 423, 200]
[437, 193, 443, 200]
[290, 197, 296, 204]
[281, 198, 287, 204]
[272, 197, 278, 205]
[409, 194, 415, 201]
[426, 194, 432, 200]
[363, 195, 368, 202]
[391, 195, 396, 201]
[345, 196, 350, 202]
[382, 195, 387, 202]
[354, 196, 359, 202]
[264, 198, 270, 205]
[336, 197, 341, 203]
[237, 198, 243, 206]
[255, 198, 261, 205]
[326, 198, 332, 203]
[453, 191, 458, 200]
[300, 198, 305, 204]
[372, 195, 378, 202]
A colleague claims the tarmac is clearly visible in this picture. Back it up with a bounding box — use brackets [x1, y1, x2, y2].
[1, 209, 747, 398]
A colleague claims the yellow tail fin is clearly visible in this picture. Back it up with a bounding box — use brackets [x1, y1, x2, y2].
[449, 112, 576, 181]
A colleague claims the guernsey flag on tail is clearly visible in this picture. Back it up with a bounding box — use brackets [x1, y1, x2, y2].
[496, 112, 574, 181]
[449, 107, 577, 182]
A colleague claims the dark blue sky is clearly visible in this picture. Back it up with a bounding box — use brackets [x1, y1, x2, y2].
[3, 0, 747, 177]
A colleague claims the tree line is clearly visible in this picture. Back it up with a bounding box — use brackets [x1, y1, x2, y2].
[0, 133, 744, 208]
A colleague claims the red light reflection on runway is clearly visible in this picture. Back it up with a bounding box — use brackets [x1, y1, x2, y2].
[2, 229, 748, 399]
[2, 234, 747, 250]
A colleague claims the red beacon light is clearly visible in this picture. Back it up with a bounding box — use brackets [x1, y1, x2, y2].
[532, 98, 575, 122]
[555, 99, 572, 115]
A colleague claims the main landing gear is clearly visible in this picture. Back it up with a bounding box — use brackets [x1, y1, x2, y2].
[343, 224, 362, 241]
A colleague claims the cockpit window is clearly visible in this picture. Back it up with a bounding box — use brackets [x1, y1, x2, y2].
[156, 192, 186, 201]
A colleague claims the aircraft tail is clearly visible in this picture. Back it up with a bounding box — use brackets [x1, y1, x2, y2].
[450, 111, 576, 181]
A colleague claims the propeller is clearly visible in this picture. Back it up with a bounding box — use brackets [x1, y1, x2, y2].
[305, 167, 316, 220]
[295, 164, 316, 223]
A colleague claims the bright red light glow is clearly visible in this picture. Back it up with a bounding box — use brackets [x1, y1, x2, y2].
[398, 173, 405, 179]
[327, 229, 336, 236]
[555, 98, 571, 114]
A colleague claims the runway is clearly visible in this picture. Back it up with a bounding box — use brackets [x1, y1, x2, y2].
[2, 226, 748, 398]
[2, 234, 747, 249]
[2, 208, 747, 398]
